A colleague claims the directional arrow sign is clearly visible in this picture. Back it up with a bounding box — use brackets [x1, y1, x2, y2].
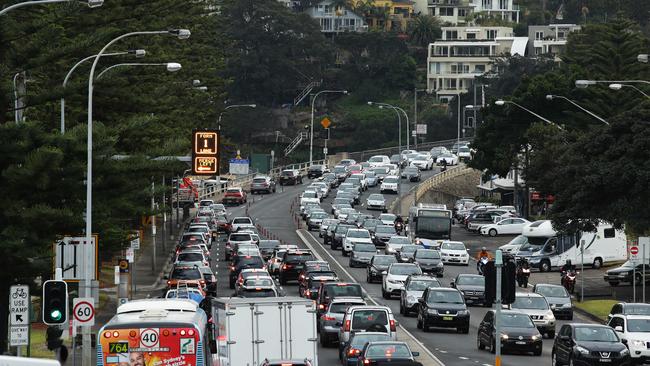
[54, 236, 97, 281]
[9, 285, 29, 326]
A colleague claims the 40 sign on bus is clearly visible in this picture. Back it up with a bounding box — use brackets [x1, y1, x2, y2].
[192, 130, 220, 175]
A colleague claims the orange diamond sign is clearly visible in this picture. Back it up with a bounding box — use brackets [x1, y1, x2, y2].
[320, 117, 331, 129]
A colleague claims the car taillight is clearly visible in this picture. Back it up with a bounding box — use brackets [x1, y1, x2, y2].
[363, 359, 371, 365]
[283, 264, 292, 270]
[167, 280, 171, 285]
[390, 319, 396, 332]
[318, 304, 325, 310]
[348, 348, 360, 356]
[344, 319, 351, 332]
[230, 266, 235, 271]
[304, 289, 310, 296]
[322, 315, 336, 321]
[226, 242, 231, 248]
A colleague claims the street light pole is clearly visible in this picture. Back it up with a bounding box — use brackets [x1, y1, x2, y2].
[0, 0, 103, 16]
[310, 90, 347, 166]
[413, 88, 427, 149]
[83, 28, 190, 366]
[95, 62, 181, 80]
[217, 104, 257, 130]
[608, 83, 650, 98]
[61, 50, 145, 134]
[545, 94, 609, 125]
[494, 100, 563, 130]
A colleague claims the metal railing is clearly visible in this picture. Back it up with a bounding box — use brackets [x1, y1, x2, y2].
[414, 164, 472, 202]
[347, 138, 473, 162]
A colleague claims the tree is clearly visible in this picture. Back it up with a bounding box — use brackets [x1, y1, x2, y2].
[407, 15, 441, 48]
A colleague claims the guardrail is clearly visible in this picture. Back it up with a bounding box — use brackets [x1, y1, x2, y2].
[347, 138, 473, 162]
[414, 164, 471, 202]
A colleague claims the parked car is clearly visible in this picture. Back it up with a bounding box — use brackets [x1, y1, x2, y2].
[604, 260, 650, 286]
[400, 275, 441, 316]
[416, 287, 469, 333]
[480, 218, 531, 236]
[307, 164, 328, 179]
[533, 284, 573, 320]
[222, 187, 247, 205]
[478, 310, 543, 356]
[552, 324, 630, 365]
[279, 169, 303, 185]
[250, 176, 276, 194]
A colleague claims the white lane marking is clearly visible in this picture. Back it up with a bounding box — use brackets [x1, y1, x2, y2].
[296, 229, 445, 366]
[458, 356, 469, 360]
[439, 350, 448, 353]
[482, 363, 492, 366]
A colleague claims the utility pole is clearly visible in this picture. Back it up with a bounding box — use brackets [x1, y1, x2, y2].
[495, 250, 503, 366]
[151, 180, 156, 273]
[414, 87, 418, 149]
[162, 175, 166, 252]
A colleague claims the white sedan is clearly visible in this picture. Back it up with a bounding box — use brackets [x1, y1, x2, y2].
[366, 194, 387, 211]
[410, 154, 434, 170]
[439, 241, 469, 265]
[436, 153, 459, 166]
[480, 218, 531, 236]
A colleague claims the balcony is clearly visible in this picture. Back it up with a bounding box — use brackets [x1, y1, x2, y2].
[428, 0, 467, 5]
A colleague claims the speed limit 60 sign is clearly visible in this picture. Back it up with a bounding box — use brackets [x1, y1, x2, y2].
[73, 298, 95, 327]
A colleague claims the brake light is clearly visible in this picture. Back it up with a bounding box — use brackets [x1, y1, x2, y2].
[344, 319, 351, 332]
[283, 264, 292, 270]
[167, 280, 171, 285]
[390, 319, 396, 332]
[363, 359, 371, 365]
[322, 315, 336, 321]
[318, 304, 325, 310]
[348, 348, 360, 356]
[230, 266, 235, 271]
[304, 289, 310, 296]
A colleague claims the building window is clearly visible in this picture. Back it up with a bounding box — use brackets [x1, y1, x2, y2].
[486, 29, 497, 39]
[439, 7, 454, 16]
[473, 64, 486, 73]
[557, 31, 566, 39]
[445, 30, 458, 40]
[534, 47, 541, 55]
[482, 0, 492, 9]
[466, 32, 476, 39]
[446, 79, 457, 89]
[458, 8, 467, 17]
[535, 31, 544, 40]
[320, 18, 332, 31]
[498, 0, 507, 9]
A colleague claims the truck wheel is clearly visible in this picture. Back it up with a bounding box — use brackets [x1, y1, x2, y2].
[592, 257, 603, 269]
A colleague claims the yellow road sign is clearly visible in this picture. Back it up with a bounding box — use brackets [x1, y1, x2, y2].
[320, 117, 331, 129]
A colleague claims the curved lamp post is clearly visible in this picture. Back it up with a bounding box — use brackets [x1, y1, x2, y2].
[545, 94, 609, 125]
[0, 0, 103, 16]
[95, 62, 182, 79]
[217, 104, 257, 129]
[494, 100, 563, 130]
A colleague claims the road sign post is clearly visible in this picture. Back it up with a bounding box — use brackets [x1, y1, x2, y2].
[54, 236, 97, 281]
[9, 285, 30, 354]
[192, 130, 220, 175]
[640, 237, 650, 302]
[495, 250, 503, 366]
[631, 245, 640, 302]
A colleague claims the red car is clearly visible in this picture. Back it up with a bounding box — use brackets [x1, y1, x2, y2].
[222, 187, 247, 205]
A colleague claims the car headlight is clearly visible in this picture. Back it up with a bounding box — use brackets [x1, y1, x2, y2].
[428, 309, 438, 315]
[407, 295, 417, 303]
[386, 247, 396, 253]
[500, 333, 509, 340]
[531, 335, 540, 341]
[545, 312, 555, 320]
[632, 340, 646, 347]
[576, 346, 590, 355]
[562, 303, 572, 308]
[621, 348, 630, 356]
[388, 279, 400, 284]
[437, 262, 444, 267]
[457, 310, 469, 315]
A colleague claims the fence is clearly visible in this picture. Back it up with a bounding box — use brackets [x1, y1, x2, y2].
[347, 138, 473, 163]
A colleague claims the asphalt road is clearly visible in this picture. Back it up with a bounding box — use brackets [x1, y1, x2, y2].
[212, 169, 600, 366]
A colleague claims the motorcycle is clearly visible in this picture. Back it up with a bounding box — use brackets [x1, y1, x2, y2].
[477, 256, 489, 275]
[516, 264, 531, 288]
[561, 269, 577, 294]
[395, 221, 404, 235]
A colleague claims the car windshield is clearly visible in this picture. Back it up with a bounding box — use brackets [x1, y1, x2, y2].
[354, 244, 376, 252]
[166, 289, 202, 299]
[226, 189, 241, 194]
[366, 172, 376, 177]
[408, 280, 440, 291]
[369, 156, 385, 162]
[252, 178, 267, 183]
[625, 305, 650, 315]
[306, 262, 330, 271]
[519, 237, 546, 252]
[312, 212, 328, 219]
[401, 245, 421, 254]
[351, 310, 389, 331]
[373, 167, 389, 174]
[366, 344, 411, 358]
[303, 192, 317, 198]
[380, 214, 396, 221]
[457, 276, 485, 286]
[334, 166, 346, 174]
[627, 319, 650, 332]
[233, 218, 251, 224]
[376, 226, 396, 234]
[459, 147, 470, 153]
[383, 177, 399, 184]
[427, 290, 464, 304]
[416, 250, 440, 259]
[258, 241, 279, 250]
[281, 170, 295, 177]
[334, 199, 350, 205]
[177, 253, 203, 262]
[390, 265, 422, 276]
[512, 296, 548, 310]
[350, 334, 391, 347]
[374, 256, 397, 265]
[501, 313, 536, 328]
[285, 253, 314, 263]
[171, 268, 201, 280]
[347, 230, 370, 238]
[389, 237, 411, 245]
[369, 194, 384, 200]
[574, 327, 619, 342]
[405, 167, 418, 173]
[440, 153, 453, 158]
[442, 242, 466, 251]
[336, 226, 353, 234]
[243, 278, 274, 287]
[236, 256, 264, 267]
[330, 302, 365, 314]
[325, 284, 362, 297]
[415, 155, 428, 160]
[310, 165, 323, 171]
[230, 233, 252, 241]
[535, 286, 568, 298]
[240, 289, 276, 298]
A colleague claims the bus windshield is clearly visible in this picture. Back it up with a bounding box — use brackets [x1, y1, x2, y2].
[519, 236, 548, 252]
[415, 216, 451, 240]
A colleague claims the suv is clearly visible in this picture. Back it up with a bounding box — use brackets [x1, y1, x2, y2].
[230, 216, 254, 232]
[338, 306, 397, 354]
[307, 165, 328, 179]
[552, 324, 629, 365]
[317, 282, 363, 317]
[222, 187, 247, 205]
[466, 211, 499, 232]
[511, 292, 556, 338]
[278, 249, 315, 284]
[225, 232, 255, 261]
[250, 176, 276, 194]
[229, 255, 265, 288]
[416, 287, 469, 333]
[318, 297, 366, 346]
[607, 302, 650, 322]
[608, 314, 650, 363]
[279, 169, 302, 185]
[342, 229, 373, 257]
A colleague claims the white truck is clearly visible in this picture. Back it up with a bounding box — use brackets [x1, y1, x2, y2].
[516, 220, 627, 272]
[213, 297, 318, 366]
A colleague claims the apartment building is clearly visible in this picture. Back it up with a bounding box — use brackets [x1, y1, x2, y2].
[305, 0, 367, 33]
[420, 0, 519, 25]
[528, 24, 581, 59]
[427, 26, 527, 101]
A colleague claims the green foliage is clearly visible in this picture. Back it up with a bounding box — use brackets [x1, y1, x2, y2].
[407, 15, 442, 48]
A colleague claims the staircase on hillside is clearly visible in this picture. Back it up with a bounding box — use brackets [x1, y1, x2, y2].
[284, 132, 308, 156]
[293, 80, 322, 106]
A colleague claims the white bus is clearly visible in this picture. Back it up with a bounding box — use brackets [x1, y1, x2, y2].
[97, 299, 214, 366]
[516, 220, 627, 272]
[407, 203, 453, 249]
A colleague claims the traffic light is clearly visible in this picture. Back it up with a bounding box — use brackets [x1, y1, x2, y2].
[502, 261, 517, 305]
[42, 280, 68, 325]
[483, 261, 496, 306]
[320, 128, 330, 140]
[46, 325, 63, 351]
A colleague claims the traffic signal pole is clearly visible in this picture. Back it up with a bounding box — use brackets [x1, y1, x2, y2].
[495, 250, 503, 366]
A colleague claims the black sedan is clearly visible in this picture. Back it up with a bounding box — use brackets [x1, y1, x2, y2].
[604, 260, 650, 286]
[478, 310, 543, 355]
[372, 225, 397, 247]
[366, 255, 397, 283]
[349, 243, 378, 268]
[416, 287, 469, 333]
[552, 324, 630, 366]
[451, 274, 487, 306]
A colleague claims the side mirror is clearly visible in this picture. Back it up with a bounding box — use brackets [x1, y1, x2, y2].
[381, 271, 387, 275]
[450, 281, 455, 288]
[418, 298, 425, 303]
[621, 338, 628, 345]
[412, 351, 420, 357]
[614, 326, 623, 332]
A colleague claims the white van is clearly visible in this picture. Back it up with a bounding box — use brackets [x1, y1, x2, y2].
[367, 155, 391, 168]
[516, 220, 627, 272]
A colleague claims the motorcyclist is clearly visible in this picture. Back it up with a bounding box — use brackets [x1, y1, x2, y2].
[476, 247, 492, 271]
[394, 215, 404, 233]
[441, 159, 448, 171]
[560, 260, 575, 275]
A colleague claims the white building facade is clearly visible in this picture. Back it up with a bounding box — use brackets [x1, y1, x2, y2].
[304, 1, 367, 33]
[421, 0, 519, 25]
[528, 24, 581, 59]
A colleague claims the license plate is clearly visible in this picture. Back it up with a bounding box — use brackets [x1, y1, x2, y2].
[516, 341, 526, 345]
[450, 259, 459, 262]
[599, 359, 612, 363]
[443, 316, 453, 321]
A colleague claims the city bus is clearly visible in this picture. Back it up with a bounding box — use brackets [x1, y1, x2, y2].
[407, 203, 453, 249]
[97, 299, 213, 366]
